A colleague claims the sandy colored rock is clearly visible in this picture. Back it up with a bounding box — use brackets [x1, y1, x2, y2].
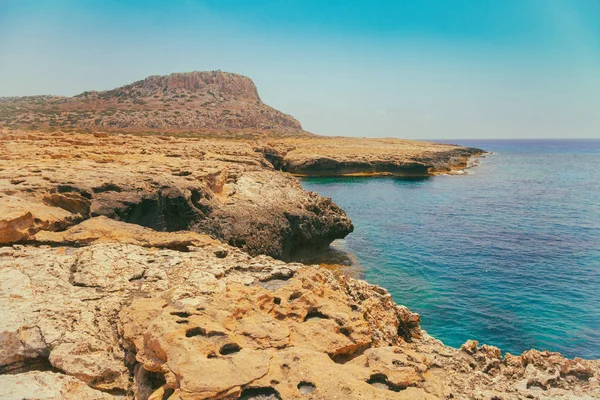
[272, 136, 484, 176]
[117, 264, 600, 399]
[0, 195, 76, 244]
[118, 268, 430, 399]
[35, 215, 220, 250]
[1, 232, 599, 399]
[0, 130, 353, 259]
[0, 226, 301, 392]
[1, 371, 115, 400]
[0, 127, 483, 255]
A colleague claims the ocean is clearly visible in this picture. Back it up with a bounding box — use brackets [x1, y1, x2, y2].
[301, 139, 600, 359]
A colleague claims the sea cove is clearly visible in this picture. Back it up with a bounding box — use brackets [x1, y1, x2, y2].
[302, 139, 600, 359]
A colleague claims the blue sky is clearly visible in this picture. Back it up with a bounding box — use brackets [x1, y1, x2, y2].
[1, 0, 599, 138]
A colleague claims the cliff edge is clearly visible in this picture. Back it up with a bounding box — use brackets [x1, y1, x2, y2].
[1, 129, 598, 400]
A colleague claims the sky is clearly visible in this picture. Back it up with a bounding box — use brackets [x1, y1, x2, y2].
[0, 0, 599, 139]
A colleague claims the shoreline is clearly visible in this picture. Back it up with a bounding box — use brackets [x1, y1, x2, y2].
[1, 129, 598, 399]
[298, 149, 599, 362]
[290, 239, 365, 279]
[290, 151, 486, 178]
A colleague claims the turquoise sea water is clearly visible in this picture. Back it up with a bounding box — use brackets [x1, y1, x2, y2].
[301, 139, 600, 359]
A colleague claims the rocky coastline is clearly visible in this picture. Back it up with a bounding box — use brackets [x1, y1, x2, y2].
[1, 72, 598, 399]
[1, 128, 598, 400]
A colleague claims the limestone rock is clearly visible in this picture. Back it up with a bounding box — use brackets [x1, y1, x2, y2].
[1, 238, 599, 399]
[118, 268, 436, 399]
[0, 195, 75, 244]
[1, 371, 115, 400]
[0, 131, 353, 259]
[273, 136, 484, 176]
[35, 216, 219, 250]
[0, 234, 303, 392]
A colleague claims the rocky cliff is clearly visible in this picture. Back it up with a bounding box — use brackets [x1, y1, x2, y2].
[265, 137, 484, 176]
[0, 130, 351, 259]
[0, 71, 304, 135]
[0, 72, 596, 399]
[1, 128, 598, 400]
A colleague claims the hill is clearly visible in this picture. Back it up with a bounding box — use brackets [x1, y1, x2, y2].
[0, 71, 305, 136]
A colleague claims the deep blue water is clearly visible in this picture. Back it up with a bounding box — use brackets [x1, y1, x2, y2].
[302, 139, 600, 359]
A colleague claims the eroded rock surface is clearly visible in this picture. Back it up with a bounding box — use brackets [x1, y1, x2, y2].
[272, 137, 484, 176]
[2, 234, 598, 399]
[1, 371, 115, 400]
[118, 267, 427, 399]
[0, 128, 595, 400]
[0, 130, 352, 259]
[0, 221, 300, 394]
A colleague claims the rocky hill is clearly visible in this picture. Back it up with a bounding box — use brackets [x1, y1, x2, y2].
[0, 71, 305, 135]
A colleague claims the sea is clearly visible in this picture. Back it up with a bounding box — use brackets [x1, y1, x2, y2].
[301, 139, 600, 359]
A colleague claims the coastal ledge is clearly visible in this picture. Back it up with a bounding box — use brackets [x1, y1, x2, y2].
[259, 136, 485, 177]
[1, 128, 598, 400]
[0, 129, 481, 260]
[0, 128, 355, 261]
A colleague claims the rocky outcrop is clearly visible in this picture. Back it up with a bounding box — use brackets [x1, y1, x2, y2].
[0, 219, 424, 398]
[0, 71, 304, 135]
[0, 130, 352, 259]
[0, 220, 300, 390]
[1, 228, 598, 399]
[269, 137, 484, 176]
[1, 127, 595, 399]
[0, 130, 487, 257]
[1, 371, 114, 400]
[0, 196, 76, 243]
[34, 216, 220, 250]
[119, 267, 423, 399]
[121, 72, 262, 102]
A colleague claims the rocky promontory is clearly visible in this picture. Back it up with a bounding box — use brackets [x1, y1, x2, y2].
[0, 130, 352, 260]
[266, 137, 484, 176]
[1, 128, 598, 400]
[1, 72, 597, 399]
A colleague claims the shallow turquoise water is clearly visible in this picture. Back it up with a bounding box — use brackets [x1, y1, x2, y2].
[301, 140, 600, 359]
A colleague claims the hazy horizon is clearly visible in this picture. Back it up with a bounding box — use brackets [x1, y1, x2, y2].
[1, 0, 599, 139]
